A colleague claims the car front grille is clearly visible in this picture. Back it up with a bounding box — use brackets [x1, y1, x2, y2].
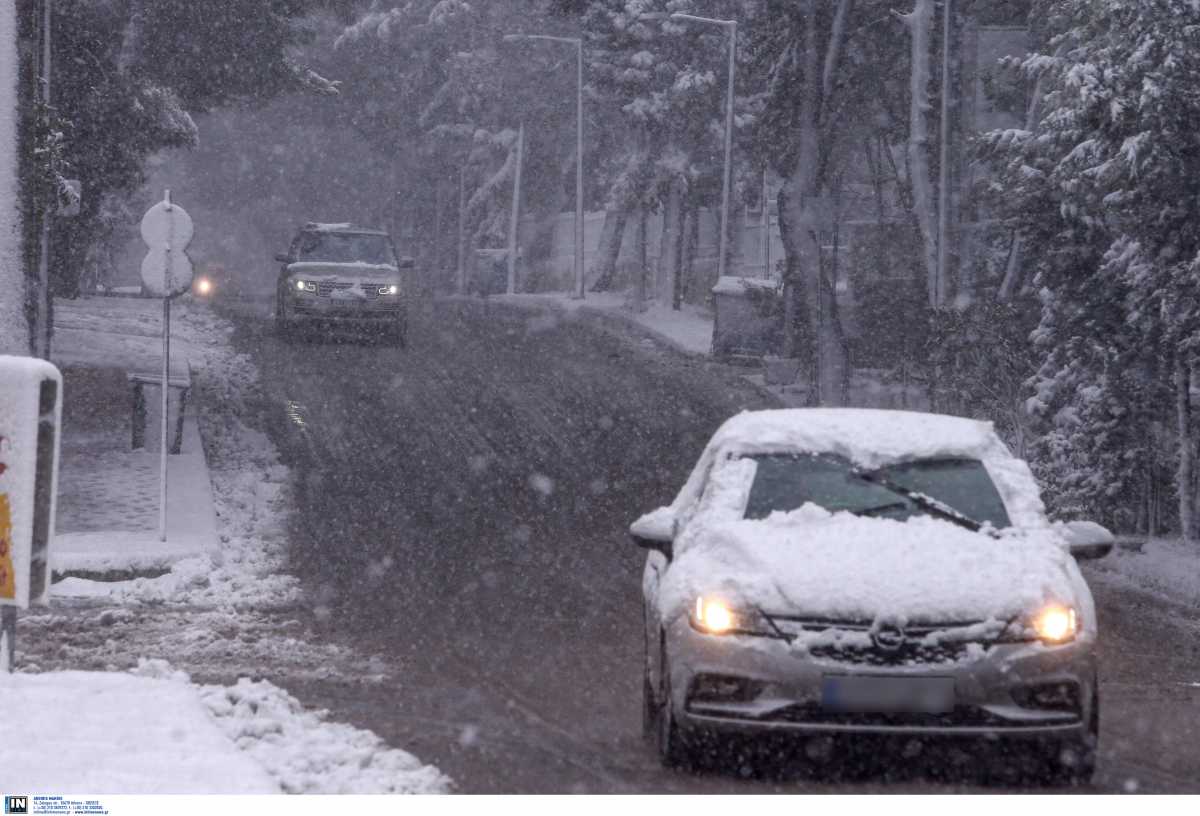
[807, 642, 971, 667]
[317, 281, 353, 297]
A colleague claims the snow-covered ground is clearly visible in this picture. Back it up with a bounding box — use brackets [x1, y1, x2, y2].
[488, 290, 715, 356]
[1084, 537, 1200, 609]
[16, 295, 450, 794]
[0, 659, 448, 794]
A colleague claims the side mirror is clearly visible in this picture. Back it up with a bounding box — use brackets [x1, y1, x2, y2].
[399, 256, 416, 269]
[1060, 520, 1115, 560]
[630, 507, 675, 559]
[275, 253, 291, 264]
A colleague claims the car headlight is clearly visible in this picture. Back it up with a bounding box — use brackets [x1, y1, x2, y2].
[1032, 604, 1078, 644]
[690, 596, 771, 636]
[378, 285, 399, 295]
[295, 280, 316, 292]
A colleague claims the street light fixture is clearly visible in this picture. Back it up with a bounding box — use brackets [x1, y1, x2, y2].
[504, 33, 587, 300]
[671, 13, 737, 281]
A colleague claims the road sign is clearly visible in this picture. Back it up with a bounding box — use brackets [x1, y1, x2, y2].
[140, 192, 194, 297]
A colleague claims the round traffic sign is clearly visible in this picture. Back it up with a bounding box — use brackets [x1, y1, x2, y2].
[140, 198, 195, 297]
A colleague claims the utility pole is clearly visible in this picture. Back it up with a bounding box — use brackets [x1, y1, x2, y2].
[502, 34, 586, 299]
[506, 122, 524, 296]
[936, 0, 952, 308]
[457, 165, 466, 295]
[36, 0, 52, 359]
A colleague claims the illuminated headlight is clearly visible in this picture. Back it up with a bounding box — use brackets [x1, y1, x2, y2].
[379, 285, 399, 295]
[690, 597, 768, 636]
[295, 280, 316, 292]
[1032, 604, 1078, 644]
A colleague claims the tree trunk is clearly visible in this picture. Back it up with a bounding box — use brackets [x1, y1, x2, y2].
[589, 205, 628, 292]
[679, 202, 698, 306]
[1177, 355, 1194, 540]
[900, 0, 940, 307]
[658, 177, 685, 308]
[779, 0, 850, 405]
[632, 207, 648, 312]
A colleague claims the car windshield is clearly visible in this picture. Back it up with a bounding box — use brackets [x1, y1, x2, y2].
[742, 453, 1012, 529]
[296, 232, 395, 265]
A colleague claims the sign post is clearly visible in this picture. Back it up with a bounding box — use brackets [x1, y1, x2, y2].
[0, 357, 63, 671]
[139, 190, 194, 543]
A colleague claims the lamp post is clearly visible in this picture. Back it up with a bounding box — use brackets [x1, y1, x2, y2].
[504, 34, 586, 299]
[671, 12, 737, 281]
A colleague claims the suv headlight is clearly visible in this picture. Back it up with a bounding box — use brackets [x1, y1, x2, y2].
[1031, 604, 1078, 644]
[295, 280, 316, 293]
[378, 285, 399, 295]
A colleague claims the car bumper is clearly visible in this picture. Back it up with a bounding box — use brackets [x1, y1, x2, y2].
[667, 618, 1097, 741]
[286, 295, 406, 322]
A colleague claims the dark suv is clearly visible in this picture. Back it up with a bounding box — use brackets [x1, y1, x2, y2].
[275, 223, 411, 345]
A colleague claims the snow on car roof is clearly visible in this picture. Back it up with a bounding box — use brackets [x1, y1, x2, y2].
[708, 408, 1003, 468]
[669, 408, 1048, 531]
[302, 222, 388, 235]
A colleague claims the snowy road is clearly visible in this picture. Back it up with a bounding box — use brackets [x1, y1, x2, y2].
[223, 297, 1200, 794]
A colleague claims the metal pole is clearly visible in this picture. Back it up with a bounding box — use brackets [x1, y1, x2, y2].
[160, 190, 172, 543]
[936, 0, 952, 308]
[717, 22, 736, 281]
[761, 169, 770, 278]
[574, 39, 586, 300]
[1, 606, 15, 672]
[36, 0, 52, 359]
[457, 165, 466, 295]
[507, 122, 524, 296]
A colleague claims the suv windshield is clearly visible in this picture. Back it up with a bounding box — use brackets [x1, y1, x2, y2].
[742, 453, 1011, 529]
[295, 232, 396, 265]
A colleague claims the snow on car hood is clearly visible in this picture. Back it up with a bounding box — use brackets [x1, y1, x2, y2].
[659, 503, 1077, 625]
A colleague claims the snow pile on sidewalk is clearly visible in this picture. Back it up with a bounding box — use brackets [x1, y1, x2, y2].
[1084, 537, 1200, 608]
[55, 303, 300, 608]
[0, 661, 449, 794]
[0, 666, 278, 793]
[134, 660, 450, 794]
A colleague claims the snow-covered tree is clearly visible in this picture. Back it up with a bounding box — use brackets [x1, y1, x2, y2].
[988, 0, 1200, 534]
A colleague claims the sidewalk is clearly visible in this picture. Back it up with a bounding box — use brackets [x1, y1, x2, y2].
[51, 296, 218, 577]
[486, 290, 716, 356]
[0, 660, 449, 794]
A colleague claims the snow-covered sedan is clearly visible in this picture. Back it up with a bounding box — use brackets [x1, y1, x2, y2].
[275, 222, 410, 346]
[630, 408, 1114, 781]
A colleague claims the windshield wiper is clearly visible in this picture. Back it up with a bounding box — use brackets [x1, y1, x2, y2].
[851, 500, 909, 518]
[849, 468, 983, 533]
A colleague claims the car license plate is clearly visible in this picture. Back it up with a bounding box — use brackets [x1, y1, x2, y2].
[821, 675, 955, 714]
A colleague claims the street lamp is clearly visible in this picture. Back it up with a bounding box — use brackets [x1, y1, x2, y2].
[504, 33, 586, 300]
[671, 12, 737, 281]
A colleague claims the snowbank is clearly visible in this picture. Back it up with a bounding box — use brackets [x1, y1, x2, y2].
[0, 667, 279, 793]
[0, 661, 450, 794]
[1085, 537, 1200, 608]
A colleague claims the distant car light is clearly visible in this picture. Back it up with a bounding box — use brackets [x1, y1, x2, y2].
[195, 277, 213, 296]
[1033, 605, 1077, 643]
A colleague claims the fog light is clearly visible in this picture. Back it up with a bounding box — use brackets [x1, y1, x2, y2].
[1012, 681, 1081, 712]
[688, 673, 763, 704]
